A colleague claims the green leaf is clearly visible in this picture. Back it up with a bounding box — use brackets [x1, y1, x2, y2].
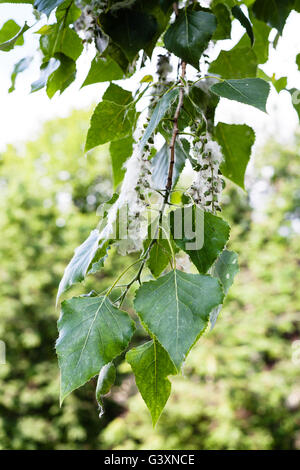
[46, 53, 76, 98]
[40, 24, 83, 62]
[252, 0, 294, 34]
[34, 0, 64, 16]
[210, 249, 239, 329]
[126, 339, 176, 426]
[109, 136, 134, 189]
[211, 0, 237, 7]
[147, 238, 173, 278]
[289, 88, 300, 121]
[103, 41, 130, 74]
[56, 0, 81, 24]
[140, 88, 179, 149]
[9, 56, 32, 93]
[209, 43, 258, 79]
[56, 296, 135, 403]
[56, 229, 100, 302]
[145, 217, 179, 278]
[257, 69, 287, 93]
[212, 3, 231, 40]
[96, 362, 116, 398]
[210, 78, 270, 112]
[294, 0, 300, 12]
[215, 122, 255, 189]
[81, 56, 123, 88]
[272, 75, 287, 93]
[232, 5, 254, 45]
[96, 362, 116, 416]
[101, 7, 158, 62]
[134, 270, 224, 370]
[85, 84, 135, 152]
[88, 240, 111, 275]
[164, 9, 217, 69]
[101, 1, 172, 60]
[0, 19, 24, 45]
[102, 82, 133, 105]
[237, 17, 271, 64]
[212, 249, 239, 295]
[0, 22, 29, 52]
[170, 206, 230, 275]
[31, 58, 60, 93]
[151, 140, 187, 190]
[188, 83, 220, 133]
[140, 74, 153, 83]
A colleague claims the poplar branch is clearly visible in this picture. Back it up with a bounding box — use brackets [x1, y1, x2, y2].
[164, 60, 186, 204]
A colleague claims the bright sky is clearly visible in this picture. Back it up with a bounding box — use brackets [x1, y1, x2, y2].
[0, 4, 300, 153]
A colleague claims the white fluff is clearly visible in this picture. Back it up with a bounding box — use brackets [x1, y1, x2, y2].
[99, 129, 152, 253]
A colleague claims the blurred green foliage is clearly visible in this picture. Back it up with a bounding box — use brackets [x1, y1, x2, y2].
[0, 111, 299, 449]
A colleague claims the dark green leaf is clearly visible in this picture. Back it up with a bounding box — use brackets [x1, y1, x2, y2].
[209, 43, 257, 79]
[232, 5, 254, 45]
[212, 3, 231, 40]
[134, 270, 224, 370]
[56, 229, 100, 302]
[56, 296, 135, 402]
[252, 0, 294, 34]
[101, 0, 172, 60]
[164, 9, 217, 69]
[211, 78, 270, 112]
[109, 136, 134, 189]
[294, 0, 300, 12]
[215, 122, 255, 189]
[127, 340, 176, 425]
[170, 206, 230, 275]
[85, 84, 135, 151]
[103, 41, 130, 74]
[9, 56, 32, 93]
[81, 56, 123, 88]
[101, 8, 158, 62]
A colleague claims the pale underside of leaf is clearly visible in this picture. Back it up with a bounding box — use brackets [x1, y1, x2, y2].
[56, 229, 101, 303]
